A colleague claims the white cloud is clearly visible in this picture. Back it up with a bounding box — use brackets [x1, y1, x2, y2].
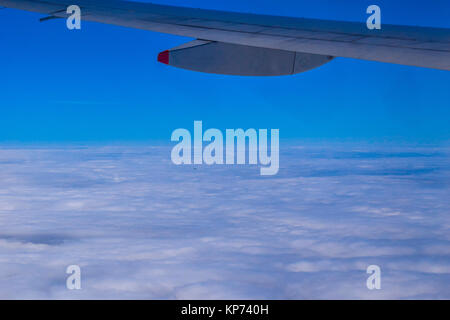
[0, 144, 449, 299]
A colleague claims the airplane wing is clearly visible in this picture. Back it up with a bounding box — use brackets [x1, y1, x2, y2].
[1, 0, 449, 76]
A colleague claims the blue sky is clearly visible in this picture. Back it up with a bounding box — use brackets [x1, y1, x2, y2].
[0, 0, 449, 143]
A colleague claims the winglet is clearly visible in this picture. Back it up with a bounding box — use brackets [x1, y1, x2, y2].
[157, 50, 170, 65]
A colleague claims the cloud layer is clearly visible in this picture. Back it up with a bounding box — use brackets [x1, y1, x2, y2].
[0, 143, 449, 299]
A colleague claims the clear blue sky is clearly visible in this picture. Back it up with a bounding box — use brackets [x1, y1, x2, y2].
[0, 0, 449, 143]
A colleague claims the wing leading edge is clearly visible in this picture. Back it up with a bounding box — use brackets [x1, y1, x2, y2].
[0, 0, 449, 75]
